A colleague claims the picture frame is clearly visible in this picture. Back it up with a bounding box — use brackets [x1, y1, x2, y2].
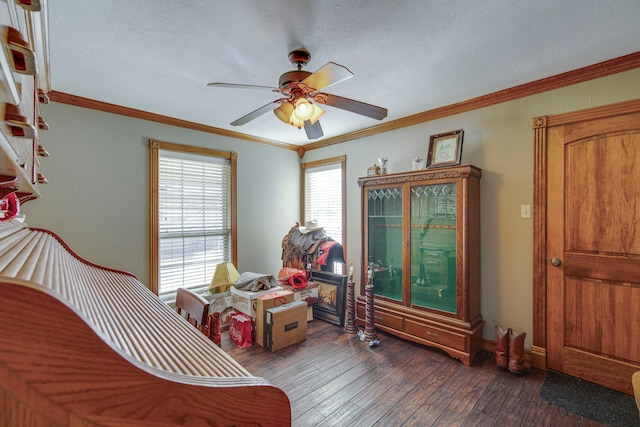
[309, 270, 347, 326]
[426, 129, 464, 168]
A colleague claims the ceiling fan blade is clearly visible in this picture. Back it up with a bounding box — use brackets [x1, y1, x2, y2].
[301, 62, 353, 92]
[207, 82, 279, 92]
[230, 101, 279, 126]
[313, 93, 388, 120]
[304, 120, 323, 140]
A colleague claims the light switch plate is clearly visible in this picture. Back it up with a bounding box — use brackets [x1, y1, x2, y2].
[521, 205, 531, 219]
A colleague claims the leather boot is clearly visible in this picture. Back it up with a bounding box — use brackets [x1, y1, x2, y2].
[508, 329, 531, 374]
[495, 326, 510, 369]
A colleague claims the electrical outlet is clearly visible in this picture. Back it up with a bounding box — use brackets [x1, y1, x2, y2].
[521, 205, 531, 219]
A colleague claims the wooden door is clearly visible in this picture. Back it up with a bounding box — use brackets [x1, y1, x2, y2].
[544, 103, 640, 394]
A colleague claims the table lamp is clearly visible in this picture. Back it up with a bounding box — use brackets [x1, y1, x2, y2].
[209, 262, 240, 293]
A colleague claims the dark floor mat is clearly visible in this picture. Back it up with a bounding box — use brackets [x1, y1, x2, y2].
[539, 370, 639, 427]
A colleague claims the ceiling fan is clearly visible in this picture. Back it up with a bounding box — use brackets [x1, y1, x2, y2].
[207, 48, 388, 140]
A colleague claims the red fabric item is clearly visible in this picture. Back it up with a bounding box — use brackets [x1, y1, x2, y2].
[278, 267, 309, 289]
[0, 193, 19, 221]
[316, 241, 339, 266]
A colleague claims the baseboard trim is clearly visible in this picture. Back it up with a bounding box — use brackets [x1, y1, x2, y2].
[531, 345, 547, 370]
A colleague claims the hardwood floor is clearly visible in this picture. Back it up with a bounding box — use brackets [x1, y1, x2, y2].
[221, 318, 605, 426]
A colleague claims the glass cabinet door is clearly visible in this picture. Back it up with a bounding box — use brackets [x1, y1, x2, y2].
[367, 186, 403, 301]
[410, 182, 457, 313]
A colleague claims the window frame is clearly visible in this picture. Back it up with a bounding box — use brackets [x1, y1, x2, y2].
[300, 155, 347, 266]
[149, 138, 237, 296]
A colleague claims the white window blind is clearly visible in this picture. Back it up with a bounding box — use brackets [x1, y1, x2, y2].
[305, 163, 342, 245]
[158, 150, 231, 300]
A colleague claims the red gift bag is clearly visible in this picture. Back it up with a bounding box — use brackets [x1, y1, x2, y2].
[229, 311, 252, 348]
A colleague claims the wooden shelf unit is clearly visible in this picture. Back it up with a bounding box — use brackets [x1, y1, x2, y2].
[0, 0, 50, 203]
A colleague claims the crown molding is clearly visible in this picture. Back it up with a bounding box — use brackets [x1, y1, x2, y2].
[47, 91, 299, 151]
[305, 51, 640, 150]
[48, 51, 640, 153]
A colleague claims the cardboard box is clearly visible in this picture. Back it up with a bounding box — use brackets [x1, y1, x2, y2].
[255, 289, 295, 347]
[282, 282, 319, 304]
[265, 300, 308, 352]
[231, 286, 283, 319]
[282, 283, 318, 321]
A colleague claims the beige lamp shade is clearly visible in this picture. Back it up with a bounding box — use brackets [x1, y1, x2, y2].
[293, 98, 324, 124]
[306, 102, 325, 125]
[293, 98, 314, 121]
[274, 99, 324, 129]
[209, 262, 240, 293]
[274, 102, 294, 124]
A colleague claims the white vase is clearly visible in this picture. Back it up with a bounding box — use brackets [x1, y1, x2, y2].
[412, 157, 424, 170]
[377, 158, 388, 174]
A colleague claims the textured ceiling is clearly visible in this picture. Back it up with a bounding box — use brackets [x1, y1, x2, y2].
[48, 1, 640, 146]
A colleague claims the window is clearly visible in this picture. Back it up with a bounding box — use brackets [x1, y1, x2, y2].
[301, 155, 346, 273]
[149, 139, 237, 302]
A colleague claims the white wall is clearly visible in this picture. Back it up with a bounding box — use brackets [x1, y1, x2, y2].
[22, 103, 301, 283]
[22, 68, 640, 348]
[301, 68, 640, 346]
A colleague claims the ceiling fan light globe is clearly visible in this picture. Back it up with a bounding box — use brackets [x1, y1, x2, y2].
[308, 104, 325, 125]
[274, 102, 294, 124]
[293, 98, 314, 121]
[289, 115, 304, 128]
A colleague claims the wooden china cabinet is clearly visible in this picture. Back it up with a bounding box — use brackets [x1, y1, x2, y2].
[356, 165, 483, 365]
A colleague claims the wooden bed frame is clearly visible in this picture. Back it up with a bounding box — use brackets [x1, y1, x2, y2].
[0, 221, 291, 426]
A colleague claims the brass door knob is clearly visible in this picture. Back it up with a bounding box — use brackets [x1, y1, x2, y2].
[550, 258, 562, 267]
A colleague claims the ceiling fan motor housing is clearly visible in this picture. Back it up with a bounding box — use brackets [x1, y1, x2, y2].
[288, 48, 311, 68]
[279, 48, 314, 95]
[278, 70, 312, 94]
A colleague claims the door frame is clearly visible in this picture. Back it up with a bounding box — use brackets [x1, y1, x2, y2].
[531, 98, 640, 369]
